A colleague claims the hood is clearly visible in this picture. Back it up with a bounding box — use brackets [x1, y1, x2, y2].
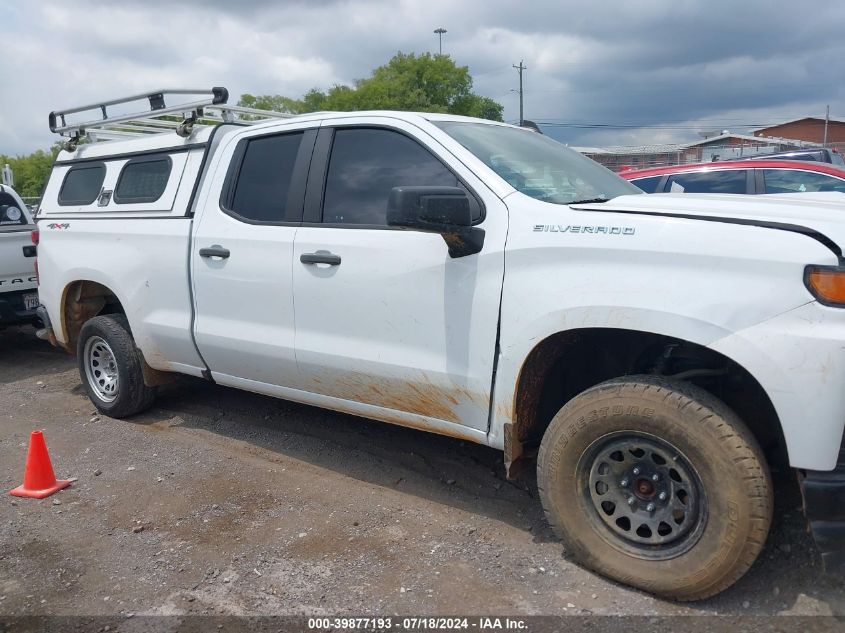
[573, 192, 845, 257]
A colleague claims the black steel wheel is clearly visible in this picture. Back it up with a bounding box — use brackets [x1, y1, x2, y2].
[580, 432, 706, 559]
[537, 375, 772, 601]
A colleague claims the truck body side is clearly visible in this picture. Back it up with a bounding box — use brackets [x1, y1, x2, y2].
[36, 109, 845, 589]
[37, 113, 845, 470]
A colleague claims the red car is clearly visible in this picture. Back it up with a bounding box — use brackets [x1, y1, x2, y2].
[620, 159, 845, 195]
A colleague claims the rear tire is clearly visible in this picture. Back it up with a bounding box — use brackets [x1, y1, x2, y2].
[77, 314, 157, 418]
[537, 375, 772, 601]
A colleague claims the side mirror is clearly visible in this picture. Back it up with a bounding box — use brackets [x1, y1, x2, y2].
[387, 186, 485, 258]
[387, 186, 474, 232]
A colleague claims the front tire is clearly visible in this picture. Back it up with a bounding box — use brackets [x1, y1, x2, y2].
[537, 375, 772, 601]
[77, 314, 156, 418]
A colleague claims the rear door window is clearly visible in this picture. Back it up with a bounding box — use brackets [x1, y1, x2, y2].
[58, 163, 105, 205]
[223, 132, 305, 223]
[762, 169, 845, 193]
[629, 176, 663, 193]
[665, 170, 748, 194]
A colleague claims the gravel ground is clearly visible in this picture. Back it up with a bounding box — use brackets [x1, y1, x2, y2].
[1, 325, 843, 619]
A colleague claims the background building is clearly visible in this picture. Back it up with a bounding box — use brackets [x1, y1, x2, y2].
[753, 117, 845, 145]
[575, 131, 815, 172]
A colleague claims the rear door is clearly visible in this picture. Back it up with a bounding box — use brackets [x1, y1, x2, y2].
[291, 118, 508, 432]
[0, 187, 37, 295]
[191, 123, 317, 388]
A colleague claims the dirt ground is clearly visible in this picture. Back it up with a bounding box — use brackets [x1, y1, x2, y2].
[1, 325, 843, 619]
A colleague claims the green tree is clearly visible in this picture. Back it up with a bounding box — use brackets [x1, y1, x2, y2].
[237, 93, 308, 115]
[237, 52, 503, 121]
[3, 53, 504, 200]
[0, 147, 59, 198]
[301, 88, 328, 112]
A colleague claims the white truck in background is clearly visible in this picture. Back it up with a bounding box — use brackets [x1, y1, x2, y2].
[34, 88, 845, 601]
[0, 184, 39, 328]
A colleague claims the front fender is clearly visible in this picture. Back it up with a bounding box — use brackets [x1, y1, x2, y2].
[710, 301, 845, 470]
[488, 306, 758, 453]
[491, 199, 840, 468]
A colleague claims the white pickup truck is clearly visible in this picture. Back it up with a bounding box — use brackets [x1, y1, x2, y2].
[0, 184, 39, 328]
[36, 89, 844, 600]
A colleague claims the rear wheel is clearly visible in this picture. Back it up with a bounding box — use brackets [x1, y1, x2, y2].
[77, 314, 156, 418]
[537, 375, 772, 601]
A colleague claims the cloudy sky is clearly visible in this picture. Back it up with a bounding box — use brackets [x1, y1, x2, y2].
[2, 0, 844, 155]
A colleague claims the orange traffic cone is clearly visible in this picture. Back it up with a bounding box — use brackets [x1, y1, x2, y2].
[10, 430, 71, 499]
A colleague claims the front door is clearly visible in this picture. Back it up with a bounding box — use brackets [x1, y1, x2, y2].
[292, 119, 507, 431]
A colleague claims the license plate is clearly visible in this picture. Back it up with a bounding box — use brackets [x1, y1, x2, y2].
[23, 293, 39, 310]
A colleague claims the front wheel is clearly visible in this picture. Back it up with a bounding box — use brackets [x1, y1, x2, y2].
[77, 314, 157, 418]
[537, 375, 772, 601]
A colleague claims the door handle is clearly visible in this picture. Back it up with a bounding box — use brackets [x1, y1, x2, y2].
[300, 251, 341, 266]
[199, 245, 230, 259]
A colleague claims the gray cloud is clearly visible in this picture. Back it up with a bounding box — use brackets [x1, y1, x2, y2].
[1, 0, 843, 155]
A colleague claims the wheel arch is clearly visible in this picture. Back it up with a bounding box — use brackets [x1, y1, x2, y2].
[501, 327, 785, 478]
[60, 279, 127, 351]
[63, 283, 173, 388]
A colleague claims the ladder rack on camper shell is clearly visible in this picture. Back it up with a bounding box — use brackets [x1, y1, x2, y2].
[48, 87, 295, 148]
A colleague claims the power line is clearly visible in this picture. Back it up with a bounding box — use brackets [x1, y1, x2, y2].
[824, 104, 830, 146]
[512, 61, 526, 126]
[521, 80, 842, 93]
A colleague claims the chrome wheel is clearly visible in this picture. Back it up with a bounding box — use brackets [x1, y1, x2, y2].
[83, 336, 119, 403]
[578, 432, 707, 560]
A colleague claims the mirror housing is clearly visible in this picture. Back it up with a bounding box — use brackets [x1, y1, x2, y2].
[387, 186, 485, 258]
[387, 186, 473, 232]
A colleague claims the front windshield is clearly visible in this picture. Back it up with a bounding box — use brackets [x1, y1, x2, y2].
[435, 121, 641, 204]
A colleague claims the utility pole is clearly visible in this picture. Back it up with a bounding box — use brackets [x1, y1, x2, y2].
[824, 104, 830, 146]
[513, 60, 526, 126]
[434, 28, 447, 55]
